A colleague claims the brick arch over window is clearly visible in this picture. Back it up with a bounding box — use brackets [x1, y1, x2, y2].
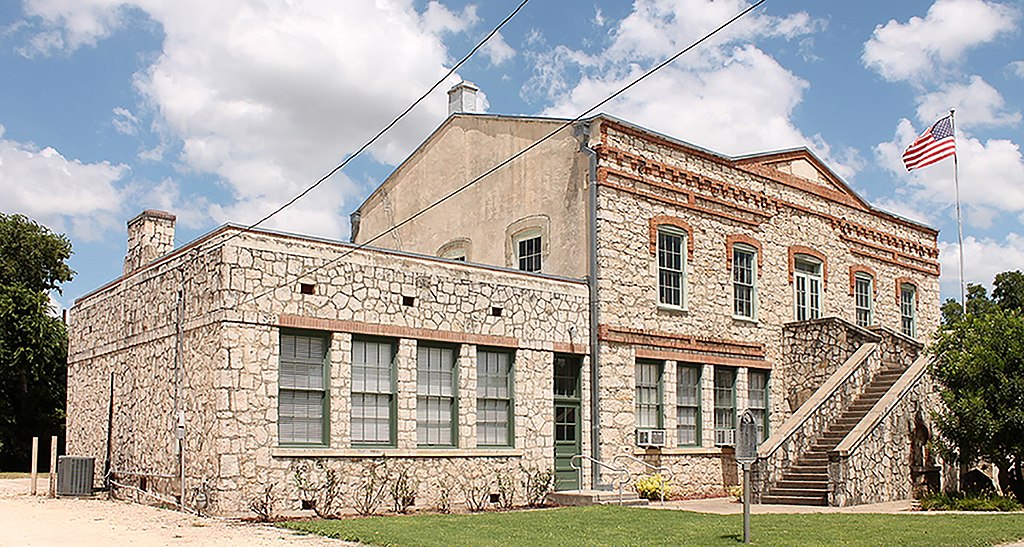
[648, 215, 694, 259]
[726, 234, 763, 276]
[849, 265, 878, 296]
[895, 277, 917, 304]
[788, 245, 828, 289]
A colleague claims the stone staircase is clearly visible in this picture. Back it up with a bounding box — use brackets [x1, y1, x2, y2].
[761, 366, 906, 505]
[547, 489, 650, 507]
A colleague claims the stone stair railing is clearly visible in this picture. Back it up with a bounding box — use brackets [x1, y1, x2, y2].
[828, 354, 933, 506]
[752, 342, 885, 502]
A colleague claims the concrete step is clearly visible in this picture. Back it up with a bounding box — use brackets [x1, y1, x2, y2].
[761, 494, 827, 506]
[782, 471, 826, 482]
[775, 479, 828, 490]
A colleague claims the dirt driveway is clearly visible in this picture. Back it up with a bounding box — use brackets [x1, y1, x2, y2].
[0, 478, 349, 546]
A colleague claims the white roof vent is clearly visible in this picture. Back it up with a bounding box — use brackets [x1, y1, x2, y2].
[448, 81, 480, 116]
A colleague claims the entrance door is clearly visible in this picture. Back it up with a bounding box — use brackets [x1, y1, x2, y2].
[553, 355, 582, 491]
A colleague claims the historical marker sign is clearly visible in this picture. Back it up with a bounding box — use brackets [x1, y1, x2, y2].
[736, 410, 758, 464]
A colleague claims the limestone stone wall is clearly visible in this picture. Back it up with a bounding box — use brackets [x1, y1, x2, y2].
[829, 364, 942, 506]
[751, 344, 884, 502]
[70, 224, 590, 515]
[124, 210, 177, 275]
[68, 242, 225, 504]
[585, 119, 939, 498]
[781, 318, 880, 412]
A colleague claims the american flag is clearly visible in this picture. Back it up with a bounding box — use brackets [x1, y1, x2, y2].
[902, 115, 956, 171]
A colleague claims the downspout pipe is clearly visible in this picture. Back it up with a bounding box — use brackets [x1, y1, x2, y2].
[577, 121, 603, 488]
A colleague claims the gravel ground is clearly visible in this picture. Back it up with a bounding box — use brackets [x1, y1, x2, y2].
[0, 478, 349, 547]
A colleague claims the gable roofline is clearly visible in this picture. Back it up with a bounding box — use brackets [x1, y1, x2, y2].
[352, 112, 574, 227]
[352, 111, 937, 238]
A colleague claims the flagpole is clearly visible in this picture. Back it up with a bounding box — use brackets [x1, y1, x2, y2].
[950, 109, 966, 312]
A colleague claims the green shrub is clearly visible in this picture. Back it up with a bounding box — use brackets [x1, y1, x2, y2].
[635, 474, 670, 501]
[920, 491, 1022, 512]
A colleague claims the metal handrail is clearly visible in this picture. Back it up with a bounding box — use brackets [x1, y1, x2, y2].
[613, 454, 674, 504]
[569, 454, 632, 505]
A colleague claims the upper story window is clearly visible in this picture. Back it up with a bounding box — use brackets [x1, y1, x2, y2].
[278, 331, 329, 446]
[657, 226, 687, 308]
[437, 238, 471, 262]
[517, 233, 542, 272]
[733, 244, 757, 319]
[506, 215, 549, 273]
[854, 273, 874, 327]
[794, 256, 822, 321]
[901, 284, 917, 338]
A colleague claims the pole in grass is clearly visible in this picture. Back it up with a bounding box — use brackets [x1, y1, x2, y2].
[736, 411, 759, 544]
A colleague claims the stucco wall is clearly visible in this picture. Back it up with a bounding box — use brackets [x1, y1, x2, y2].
[354, 114, 590, 278]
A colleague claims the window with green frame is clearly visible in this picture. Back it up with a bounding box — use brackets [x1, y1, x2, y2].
[477, 348, 514, 447]
[351, 337, 396, 446]
[676, 364, 700, 446]
[417, 343, 457, 447]
[278, 331, 329, 445]
[747, 369, 769, 443]
[714, 367, 736, 446]
[635, 360, 663, 429]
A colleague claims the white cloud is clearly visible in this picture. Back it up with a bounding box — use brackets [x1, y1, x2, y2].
[863, 0, 1020, 83]
[20, 0, 129, 56]
[421, 1, 478, 35]
[22, 0, 478, 240]
[526, 1, 848, 172]
[939, 234, 1024, 294]
[111, 106, 141, 135]
[593, 7, 606, 27]
[481, 31, 515, 66]
[915, 75, 1021, 129]
[0, 124, 129, 240]
[877, 118, 1024, 227]
[1009, 60, 1024, 79]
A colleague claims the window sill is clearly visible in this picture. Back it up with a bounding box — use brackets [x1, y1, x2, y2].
[272, 447, 524, 458]
[731, 315, 758, 324]
[657, 304, 688, 314]
[633, 447, 727, 456]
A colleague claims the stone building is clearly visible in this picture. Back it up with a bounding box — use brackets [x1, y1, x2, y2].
[67, 86, 944, 513]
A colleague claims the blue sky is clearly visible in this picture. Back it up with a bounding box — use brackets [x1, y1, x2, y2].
[1, 0, 1022, 308]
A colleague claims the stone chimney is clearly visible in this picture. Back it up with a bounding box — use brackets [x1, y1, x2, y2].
[447, 81, 480, 116]
[124, 210, 176, 276]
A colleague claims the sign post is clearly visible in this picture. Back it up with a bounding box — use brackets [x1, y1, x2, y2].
[736, 410, 759, 544]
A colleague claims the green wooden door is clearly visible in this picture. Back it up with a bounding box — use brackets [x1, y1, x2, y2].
[553, 355, 582, 491]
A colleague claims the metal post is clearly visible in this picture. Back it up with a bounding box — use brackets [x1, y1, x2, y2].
[49, 436, 57, 498]
[743, 462, 751, 544]
[30, 437, 38, 495]
[105, 371, 114, 499]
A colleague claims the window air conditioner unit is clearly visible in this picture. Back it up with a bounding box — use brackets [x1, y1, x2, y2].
[636, 428, 666, 447]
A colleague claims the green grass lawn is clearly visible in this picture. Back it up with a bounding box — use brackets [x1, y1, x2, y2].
[281, 505, 1024, 547]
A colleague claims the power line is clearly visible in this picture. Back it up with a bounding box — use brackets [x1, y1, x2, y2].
[238, 0, 769, 307]
[206, 0, 533, 253]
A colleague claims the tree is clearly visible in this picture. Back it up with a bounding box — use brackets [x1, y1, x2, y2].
[0, 213, 74, 470]
[992, 270, 1024, 312]
[930, 272, 1024, 502]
